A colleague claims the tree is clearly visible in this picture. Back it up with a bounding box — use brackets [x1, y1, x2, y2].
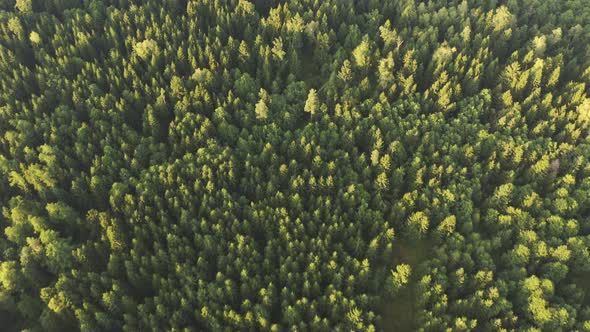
[7, 17, 24, 38]
[407, 211, 429, 239]
[255, 99, 268, 120]
[378, 54, 395, 90]
[0, 261, 21, 292]
[304, 89, 319, 118]
[170, 76, 185, 99]
[338, 60, 352, 82]
[388, 263, 411, 294]
[134, 39, 159, 60]
[520, 276, 553, 327]
[271, 38, 285, 61]
[352, 38, 371, 69]
[437, 215, 456, 236]
[379, 20, 400, 50]
[15, 0, 33, 13]
[376, 172, 389, 191]
[29, 31, 41, 45]
[492, 6, 515, 32]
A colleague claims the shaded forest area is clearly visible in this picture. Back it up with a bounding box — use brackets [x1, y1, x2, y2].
[1, 0, 590, 331]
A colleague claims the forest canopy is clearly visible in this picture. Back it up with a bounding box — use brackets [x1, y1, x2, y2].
[1, 0, 590, 331]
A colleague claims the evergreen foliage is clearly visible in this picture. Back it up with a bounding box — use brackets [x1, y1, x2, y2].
[0, 0, 589, 331]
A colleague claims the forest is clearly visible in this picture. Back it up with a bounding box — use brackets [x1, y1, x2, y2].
[0, 0, 589, 331]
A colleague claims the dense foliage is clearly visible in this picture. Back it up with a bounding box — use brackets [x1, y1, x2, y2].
[1, 0, 590, 331]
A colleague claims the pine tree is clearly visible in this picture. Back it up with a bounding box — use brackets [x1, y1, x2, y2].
[338, 60, 353, 82]
[15, 0, 33, 13]
[255, 99, 269, 120]
[304, 89, 319, 118]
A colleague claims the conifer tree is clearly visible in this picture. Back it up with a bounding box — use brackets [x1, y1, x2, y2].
[304, 89, 319, 119]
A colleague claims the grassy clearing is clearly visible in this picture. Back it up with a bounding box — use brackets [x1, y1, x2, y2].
[380, 238, 432, 332]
